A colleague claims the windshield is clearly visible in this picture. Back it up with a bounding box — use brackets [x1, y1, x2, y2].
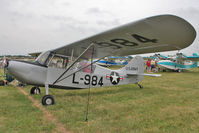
[36, 51, 50, 65]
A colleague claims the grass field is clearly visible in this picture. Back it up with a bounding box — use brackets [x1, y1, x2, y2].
[0, 68, 199, 132]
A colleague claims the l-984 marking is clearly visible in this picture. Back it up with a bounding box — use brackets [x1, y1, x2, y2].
[72, 74, 103, 86]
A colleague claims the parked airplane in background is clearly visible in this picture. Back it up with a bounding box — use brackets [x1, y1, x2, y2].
[155, 54, 169, 59]
[95, 56, 129, 67]
[157, 53, 199, 72]
[142, 53, 168, 60]
[5, 15, 196, 105]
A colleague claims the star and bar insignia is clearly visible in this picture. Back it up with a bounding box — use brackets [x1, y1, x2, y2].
[106, 71, 123, 85]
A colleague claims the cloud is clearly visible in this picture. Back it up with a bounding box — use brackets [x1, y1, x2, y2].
[96, 19, 121, 27]
[0, 0, 199, 55]
[87, 8, 102, 14]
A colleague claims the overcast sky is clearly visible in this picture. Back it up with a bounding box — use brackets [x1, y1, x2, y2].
[0, 0, 199, 56]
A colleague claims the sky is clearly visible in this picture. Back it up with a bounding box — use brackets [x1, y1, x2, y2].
[0, 0, 199, 56]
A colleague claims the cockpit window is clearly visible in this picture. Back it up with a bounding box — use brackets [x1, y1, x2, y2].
[35, 51, 50, 65]
[36, 51, 69, 68]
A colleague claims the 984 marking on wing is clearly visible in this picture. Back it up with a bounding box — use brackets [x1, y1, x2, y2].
[97, 34, 158, 49]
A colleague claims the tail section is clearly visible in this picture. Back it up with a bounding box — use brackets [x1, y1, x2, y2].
[192, 53, 198, 68]
[184, 53, 199, 62]
[121, 56, 144, 75]
[193, 53, 198, 56]
[121, 56, 161, 77]
[119, 56, 144, 83]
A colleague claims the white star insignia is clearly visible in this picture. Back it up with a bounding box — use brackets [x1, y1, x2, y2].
[107, 72, 123, 85]
[111, 72, 119, 83]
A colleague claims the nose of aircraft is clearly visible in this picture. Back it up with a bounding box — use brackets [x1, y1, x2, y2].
[6, 60, 18, 76]
[6, 60, 31, 81]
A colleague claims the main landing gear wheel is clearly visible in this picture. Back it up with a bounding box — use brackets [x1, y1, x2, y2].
[42, 95, 55, 105]
[30, 87, 41, 95]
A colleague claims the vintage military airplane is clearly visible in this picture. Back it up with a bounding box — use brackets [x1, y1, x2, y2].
[157, 53, 199, 72]
[5, 14, 196, 105]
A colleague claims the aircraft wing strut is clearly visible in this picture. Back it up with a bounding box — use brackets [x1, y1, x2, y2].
[53, 43, 95, 85]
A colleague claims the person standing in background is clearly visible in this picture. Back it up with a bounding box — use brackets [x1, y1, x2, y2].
[146, 59, 151, 72]
[151, 59, 155, 72]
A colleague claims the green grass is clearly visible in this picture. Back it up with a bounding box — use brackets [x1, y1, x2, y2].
[0, 69, 5, 80]
[0, 68, 56, 132]
[1, 68, 199, 132]
[0, 85, 56, 133]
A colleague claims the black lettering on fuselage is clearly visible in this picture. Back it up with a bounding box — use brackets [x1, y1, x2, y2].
[125, 67, 138, 71]
[72, 73, 79, 84]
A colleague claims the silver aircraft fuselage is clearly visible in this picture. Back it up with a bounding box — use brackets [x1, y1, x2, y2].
[6, 55, 145, 89]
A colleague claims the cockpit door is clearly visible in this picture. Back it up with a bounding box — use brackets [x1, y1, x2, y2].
[46, 54, 69, 85]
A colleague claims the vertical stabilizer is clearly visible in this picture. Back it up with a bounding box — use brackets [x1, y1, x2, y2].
[121, 56, 145, 75]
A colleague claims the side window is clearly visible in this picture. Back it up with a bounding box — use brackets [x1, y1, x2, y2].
[45, 54, 53, 65]
[48, 55, 68, 69]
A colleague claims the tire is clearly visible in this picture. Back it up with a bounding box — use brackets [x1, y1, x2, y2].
[30, 87, 40, 95]
[138, 84, 143, 89]
[30, 87, 36, 94]
[42, 95, 55, 105]
[0, 80, 5, 86]
[177, 69, 182, 73]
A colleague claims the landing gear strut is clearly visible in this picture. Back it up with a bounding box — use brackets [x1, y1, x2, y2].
[137, 83, 143, 89]
[30, 86, 41, 94]
[41, 84, 55, 105]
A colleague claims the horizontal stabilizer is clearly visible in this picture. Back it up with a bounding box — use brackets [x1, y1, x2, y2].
[142, 73, 162, 77]
[127, 73, 161, 77]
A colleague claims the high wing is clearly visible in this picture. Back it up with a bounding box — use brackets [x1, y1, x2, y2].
[29, 52, 42, 57]
[185, 56, 199, 61]
[51, 15, 196, 59]
[181, 53, 199, 61]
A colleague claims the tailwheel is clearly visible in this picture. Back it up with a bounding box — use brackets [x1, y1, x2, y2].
[177, 69, 182, 73]
[138, 84, 143, 89]
[42, 95, 55, 105]
[30, 87, 41, 95]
